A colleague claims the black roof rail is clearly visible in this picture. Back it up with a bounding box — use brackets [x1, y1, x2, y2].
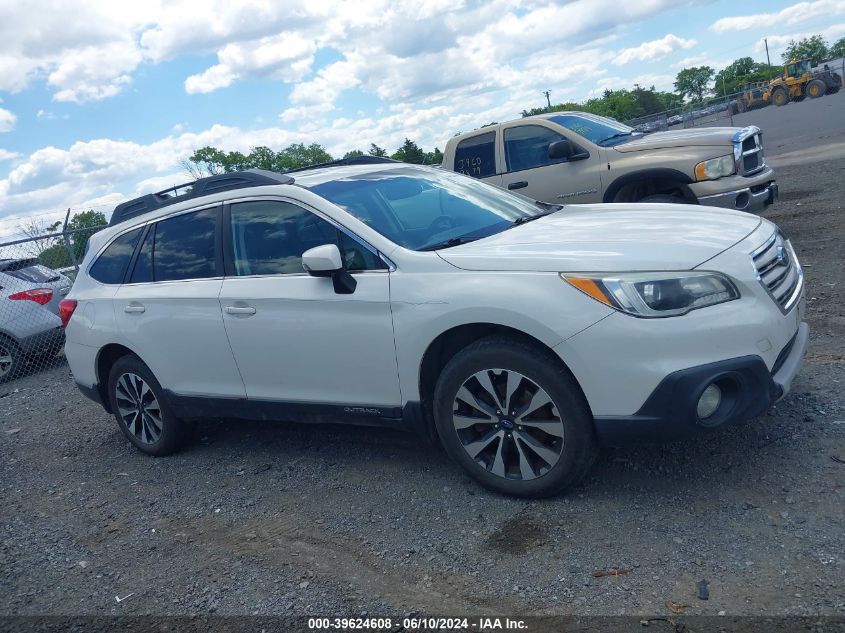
[283, 155, 400, 174]
[108, 169, 295, 226]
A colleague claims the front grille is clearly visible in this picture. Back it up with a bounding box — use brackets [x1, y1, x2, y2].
[739, 132, 764, 175]
[752, 232, 803, 313]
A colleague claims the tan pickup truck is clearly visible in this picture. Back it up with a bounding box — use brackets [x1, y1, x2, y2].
[442, 112, 778, 212]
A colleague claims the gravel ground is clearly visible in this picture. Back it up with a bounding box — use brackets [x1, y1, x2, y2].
[2, 140, 845, 621]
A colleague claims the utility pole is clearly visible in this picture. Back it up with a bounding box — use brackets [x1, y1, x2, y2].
[543, 90, 552, 108]
[764, 38, 771, 67]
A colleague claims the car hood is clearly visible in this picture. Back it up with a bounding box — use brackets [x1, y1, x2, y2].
[435, 204, 761, 272]
[614, 127, 738, 153]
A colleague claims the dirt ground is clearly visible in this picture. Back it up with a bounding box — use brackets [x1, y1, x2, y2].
[1, 111, 844, 624]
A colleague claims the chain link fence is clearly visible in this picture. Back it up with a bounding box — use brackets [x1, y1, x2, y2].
[626, 57, 845, 132]
[0, 214, 107, 384]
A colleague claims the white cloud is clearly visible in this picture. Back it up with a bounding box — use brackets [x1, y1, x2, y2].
[185, 32, 316, 94]
[0, 107, 16, 132]
[0, 148, 19, 161]
[711, 0, 845, 32]
[754, 22, 845, 59]
[614, 34, 697, 65]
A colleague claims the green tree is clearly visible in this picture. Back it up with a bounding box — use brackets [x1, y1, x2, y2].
[715, 57, 782, 94]
[674, 66, 715, 102]
[343, 149, 364, 159]
[368, 143, 388, 157]
[67, 210, 107, 260]
[829, 36, 845, 58]
[424, 147, 444, 165]
[38, 244, 73, 269]
[782, 35, 829, 64]
[185, 143, 333, 177]
[391, 139, 427, 164]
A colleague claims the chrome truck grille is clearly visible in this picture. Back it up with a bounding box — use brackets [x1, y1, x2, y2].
[733, 126, 765, 176]
[752, 232, 803, 313]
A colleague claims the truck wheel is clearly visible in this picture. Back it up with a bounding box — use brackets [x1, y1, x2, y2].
[807, 79, 825, 99]
[638, 194, 683, 204]
[108, 354, 191, 456]
[772, 89, 789, 106]
[432, 336, 597, 498]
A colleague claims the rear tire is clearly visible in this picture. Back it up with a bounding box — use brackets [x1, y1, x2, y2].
[0, 336, 22, 384]
[432, 336, 597, 498]
[807, 79, 825, 99]
[107, 354, 190, 456]
[638, 194, 684, 204]
[772, 89, 789, 107]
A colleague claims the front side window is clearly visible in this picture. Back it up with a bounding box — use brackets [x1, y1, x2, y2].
[229, 201, 386, 276]
[454, 132, 496, 178]
[503, 125, 566, 172]
[89, 228, 142, 284]
[304, 167, 543, 251]
[149, 208, 217, 282]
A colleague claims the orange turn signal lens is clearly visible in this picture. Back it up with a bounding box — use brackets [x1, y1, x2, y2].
[562, 276, 613, 307]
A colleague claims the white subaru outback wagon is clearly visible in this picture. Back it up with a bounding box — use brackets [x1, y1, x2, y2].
[60, 157, 808, 497]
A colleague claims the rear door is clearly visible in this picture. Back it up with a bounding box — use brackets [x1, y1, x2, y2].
[113, 206, 245, 399]
[218, 198, 400, 412]
[452, 130, 503, 190]
[499, 122, 604, 204]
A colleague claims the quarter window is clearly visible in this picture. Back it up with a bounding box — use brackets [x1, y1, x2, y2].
[454, 132, 496, 178]
[89, 228, 142, 284]
[504, 125, 566, 172]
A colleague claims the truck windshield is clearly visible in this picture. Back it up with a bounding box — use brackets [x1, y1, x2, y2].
[549, 113, 637, 146]
[306, 167, 544, 251]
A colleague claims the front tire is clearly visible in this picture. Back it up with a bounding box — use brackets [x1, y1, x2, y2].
[772, 88, 789, 106]
[432, 337, 597, 498]
[638, 194, 683, 204]
[806, 79, 825, 99]
[108, 355, 190, 456]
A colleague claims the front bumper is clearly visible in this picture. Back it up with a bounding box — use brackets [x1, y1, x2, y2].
[697, 180, 778, 213]
[593, 322, 808, 444]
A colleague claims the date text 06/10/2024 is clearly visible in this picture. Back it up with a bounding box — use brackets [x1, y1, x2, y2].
[307, 617, 529, 630]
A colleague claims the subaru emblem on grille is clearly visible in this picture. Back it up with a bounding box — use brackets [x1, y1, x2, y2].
[775, 244, 788, 266]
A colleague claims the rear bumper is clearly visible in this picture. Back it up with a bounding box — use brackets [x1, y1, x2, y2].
[594, 322, 808, 444]
[697, 180, 778, 213]
[17, 326, 65, 355]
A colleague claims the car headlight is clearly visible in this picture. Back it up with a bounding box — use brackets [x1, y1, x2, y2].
[694, 155, 735, 181]
[562, 272, 740, 318]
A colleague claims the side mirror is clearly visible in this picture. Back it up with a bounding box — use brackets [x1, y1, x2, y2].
[302, 244, 343, 276]
[301, 243, 357, 295]
[549, 139, 589, 161]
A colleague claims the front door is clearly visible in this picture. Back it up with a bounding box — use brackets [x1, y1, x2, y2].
[218, 199, 401, 413]
[499, 123, 604, 204]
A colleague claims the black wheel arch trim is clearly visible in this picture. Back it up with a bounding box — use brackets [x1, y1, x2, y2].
[602, 168, 695, 203]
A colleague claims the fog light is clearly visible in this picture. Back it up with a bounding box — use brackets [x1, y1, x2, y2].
[697, 383, 722, 419]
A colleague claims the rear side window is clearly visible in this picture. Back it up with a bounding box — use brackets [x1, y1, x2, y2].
[151, 209, 218, 281]
[89, 228, 142, 284]
[504, 125, 565, 172]
[454, 132, 496, 178]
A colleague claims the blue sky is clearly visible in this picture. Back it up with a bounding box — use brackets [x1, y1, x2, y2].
[1, 0, 844, 238]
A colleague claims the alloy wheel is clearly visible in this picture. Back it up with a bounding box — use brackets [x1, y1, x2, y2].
[0, 342, 13, 379]
[115, 372, 163, 444]
[451, 368, 565, 480]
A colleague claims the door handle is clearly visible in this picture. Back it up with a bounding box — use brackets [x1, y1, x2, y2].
[508, 181, 528, 190]
[123, 304, 145, 314]
[225, 305, 256, 316]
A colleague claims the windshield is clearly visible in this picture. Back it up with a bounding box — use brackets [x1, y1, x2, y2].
[549, 113, 636, 146]
[307, 167, 543, 251]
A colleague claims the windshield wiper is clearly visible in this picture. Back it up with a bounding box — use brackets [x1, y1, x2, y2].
[597, 131, 633, 144]
[418, 236, 480, 251]
[512, 208, 558, 226]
